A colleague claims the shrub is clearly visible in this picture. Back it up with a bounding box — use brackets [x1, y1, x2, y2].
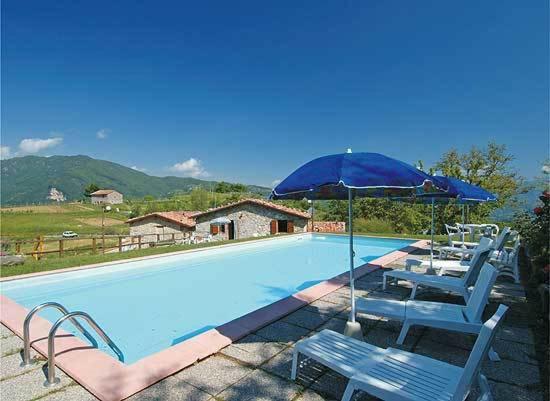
[354, 218, 395, 234]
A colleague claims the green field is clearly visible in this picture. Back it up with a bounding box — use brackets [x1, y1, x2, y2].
[0, 203, 130, 239]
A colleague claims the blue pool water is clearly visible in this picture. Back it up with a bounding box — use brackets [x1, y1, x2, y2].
[1, 234, 412, 364]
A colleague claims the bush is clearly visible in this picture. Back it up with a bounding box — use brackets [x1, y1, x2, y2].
[354, 218, 395, 234]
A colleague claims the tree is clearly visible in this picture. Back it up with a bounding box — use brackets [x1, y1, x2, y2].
[83, 183, 100, 199]
[189, 187, 209, 210]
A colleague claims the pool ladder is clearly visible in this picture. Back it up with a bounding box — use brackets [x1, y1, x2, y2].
[21, 302, 124, 387]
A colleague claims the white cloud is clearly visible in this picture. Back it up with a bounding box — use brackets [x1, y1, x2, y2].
[96, 129, 109, 139]
[169, 158, 210, 178]
[18, 137, 63, 154]
[131, 165, 148, 172]
[0, 146, 11, 159]
[271, 179, 282, 188]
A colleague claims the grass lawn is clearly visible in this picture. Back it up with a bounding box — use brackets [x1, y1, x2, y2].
[0, 231, 439, 278]
[0, 203, 129, 239]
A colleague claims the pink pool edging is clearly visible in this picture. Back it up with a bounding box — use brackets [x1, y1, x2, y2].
[0, 239, 428, 401]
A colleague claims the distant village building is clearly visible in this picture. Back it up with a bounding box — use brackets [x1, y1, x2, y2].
[126, 198, 310, 241]
[90, 189, 123, 205]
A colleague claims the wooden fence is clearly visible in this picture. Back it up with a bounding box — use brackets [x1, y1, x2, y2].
[2, 233, 192, 260]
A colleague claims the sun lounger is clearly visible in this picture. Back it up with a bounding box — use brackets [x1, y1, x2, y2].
[357, 263, 501, 360]
[438, 228, 512, 262]
[292, 305, 508, 401]
[384, 246, 493, 301]
[404, 228, 510, 277]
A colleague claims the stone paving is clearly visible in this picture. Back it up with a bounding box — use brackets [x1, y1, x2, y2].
[0, 249, 545, 401]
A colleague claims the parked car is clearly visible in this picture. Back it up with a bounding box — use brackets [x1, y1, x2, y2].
[62, 231, 78, 238]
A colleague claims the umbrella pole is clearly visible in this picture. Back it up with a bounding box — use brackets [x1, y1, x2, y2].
[461, 204, 465, 247]
[430, 197, 435, 270]
[344, 187, 363, 340]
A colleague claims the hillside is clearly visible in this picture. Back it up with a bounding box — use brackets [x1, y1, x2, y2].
[0, 155, 270, 205]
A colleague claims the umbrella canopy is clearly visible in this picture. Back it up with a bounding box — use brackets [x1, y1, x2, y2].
[209, 217, 232, 225]
[271, 152, 448, 200]
[270, 151, 449, 339]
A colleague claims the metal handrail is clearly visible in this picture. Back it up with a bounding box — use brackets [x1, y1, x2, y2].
[22, 302, 98, 367]
[45, 311, 124, 387]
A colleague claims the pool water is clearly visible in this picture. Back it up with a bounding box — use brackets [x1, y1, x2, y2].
[1, 234, 412, 364]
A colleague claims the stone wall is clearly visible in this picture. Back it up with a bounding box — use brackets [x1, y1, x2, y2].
[128, 217, 192, 241]
[195, 203, 309, 240]
[311, 221, 346, 233]
[91, 192, 123, 205]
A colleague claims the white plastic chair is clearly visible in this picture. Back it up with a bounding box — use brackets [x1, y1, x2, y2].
[341, 305, 508, 401]
[357, 263, 502, 361]
[384, 247, 493, 301]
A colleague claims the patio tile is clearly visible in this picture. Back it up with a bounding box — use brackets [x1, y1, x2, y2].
[256, 321, 311, 344]
[316, 317, 348, 334]
[304, 300, 347, 317]
[38, 384, 98, 400]
[482, 359, 540, 386]
[1, 335, 23, 357]
[422, 328, 476, 350]
[262, 347, 325, 385]
[1, 324, 15, 339]
[319, 290, 351, 306]
[362, 327, 416, 351]
[309, 370, 348, 400]
[413, 337, 469, 366]
[174, 355, 253, 395]
[492, 339, 538, 365]
[0, 363, 72, 401]
[0, 352, 43, 381]
[282, 308, 331, 330]
[489, 381, 544, 401]
[127, 377, 211, 401]
[496, 325, 535, 345]
[221, 334, 286, 366]
[296, 388, 336, 401]
[218, 369, 302, 401]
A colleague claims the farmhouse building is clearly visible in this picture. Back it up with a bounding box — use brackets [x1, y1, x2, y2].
[126, 198, 310, 241]
[90, 189, 123, 205]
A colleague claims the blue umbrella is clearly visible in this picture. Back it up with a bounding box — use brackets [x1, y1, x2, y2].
[271, 150, 448, 338]
[393, 176, 497, 267]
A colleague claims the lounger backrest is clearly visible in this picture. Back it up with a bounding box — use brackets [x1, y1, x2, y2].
[462, 246, 493, 288]
[492, 227, 511, 252]
[454, 305, 508, 401]
[464, 263, 498, 323]
[477, 237, 492, 249]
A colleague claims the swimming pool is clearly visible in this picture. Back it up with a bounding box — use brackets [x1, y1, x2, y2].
[1, 234, 413, 364]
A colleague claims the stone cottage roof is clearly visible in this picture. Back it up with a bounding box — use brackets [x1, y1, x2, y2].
[126, 199, 310, 227]
[194, 198, 310, 219]
[126, 211, 196, 228]
[91, 189, 119, 196]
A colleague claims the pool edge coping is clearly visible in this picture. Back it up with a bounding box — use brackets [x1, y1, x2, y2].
[0, 238, 429, 401]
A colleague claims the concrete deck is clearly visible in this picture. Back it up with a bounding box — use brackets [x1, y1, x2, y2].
[0, 249, 544, 401]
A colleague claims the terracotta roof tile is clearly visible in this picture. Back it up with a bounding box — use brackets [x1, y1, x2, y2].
[195, 198, 310, 219]
[126, 211, 196, 227]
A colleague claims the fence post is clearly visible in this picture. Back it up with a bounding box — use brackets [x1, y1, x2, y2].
[16, 242, 21, 254]
[138, 235, 142, 250]
[59, 240, 64, 257]
[171, 233, 175, 241]
[118, 236, 122, 252]
[92, 237, 97, 254]
[156, 234, 160, 242]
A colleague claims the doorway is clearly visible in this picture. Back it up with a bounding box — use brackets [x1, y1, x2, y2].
[228, 220, 236, 240]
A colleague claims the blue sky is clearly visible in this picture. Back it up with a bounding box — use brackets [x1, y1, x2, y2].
[2, 1, 548, 187]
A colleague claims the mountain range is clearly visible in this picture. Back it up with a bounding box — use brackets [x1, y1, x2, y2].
[0, 155, 270, 205]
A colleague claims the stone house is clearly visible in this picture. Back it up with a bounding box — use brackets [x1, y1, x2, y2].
[126, 211, 198, 241]
[193, 199, 310, 240]
[90, 189, 123, 205]
[125, 199, 310, 241]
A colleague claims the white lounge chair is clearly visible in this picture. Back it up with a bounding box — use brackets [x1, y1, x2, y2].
[435, 229, 512, 276]
[406, 228, 511, 277]
[356, 263, 501, 361]
[384, 246, 493, 301]
[292, 305, 508, 401]
[438, 228, 512, 262]
[341, 305, 508, 401]
[491, 234, 521, 283]
[445, 224, 477, 248]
